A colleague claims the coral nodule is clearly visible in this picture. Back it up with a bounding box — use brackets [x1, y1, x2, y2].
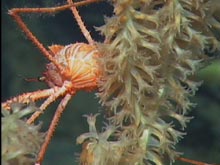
[2, 102, 44, 165]
[79, 0, 220, 164]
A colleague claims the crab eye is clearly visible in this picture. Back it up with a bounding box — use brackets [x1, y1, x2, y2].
[38, 76, 46, 81]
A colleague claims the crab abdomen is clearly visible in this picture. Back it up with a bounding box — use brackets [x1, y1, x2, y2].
[44, 43, 101, 92]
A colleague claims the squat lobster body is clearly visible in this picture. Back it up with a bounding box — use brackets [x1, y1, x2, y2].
[1, 0, 103, 164]
[44, 43, 100, 92]
[2, 43, 100, 110]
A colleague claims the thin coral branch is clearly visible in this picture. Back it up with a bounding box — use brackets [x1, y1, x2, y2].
[177, 156, 215, 165]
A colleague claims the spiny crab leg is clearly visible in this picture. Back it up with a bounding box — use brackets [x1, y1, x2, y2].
[1, 86, 66, 125]
[36, 94, 72, 164]
[67, 0, 94, 45]
[2, 88, 56, 110]
[26, 81, 74, 124]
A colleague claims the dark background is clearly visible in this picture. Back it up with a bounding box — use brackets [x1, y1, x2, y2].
[1, 0, 220, 164]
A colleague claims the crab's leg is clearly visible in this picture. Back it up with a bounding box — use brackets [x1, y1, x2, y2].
[36, 94, 72, 164]
[26, 81, 74, 124]
[2, 88, 57, 110]
[67, 0, 94, 44]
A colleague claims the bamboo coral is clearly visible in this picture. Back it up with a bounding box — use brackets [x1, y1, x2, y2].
[77, 0, 220, 164]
